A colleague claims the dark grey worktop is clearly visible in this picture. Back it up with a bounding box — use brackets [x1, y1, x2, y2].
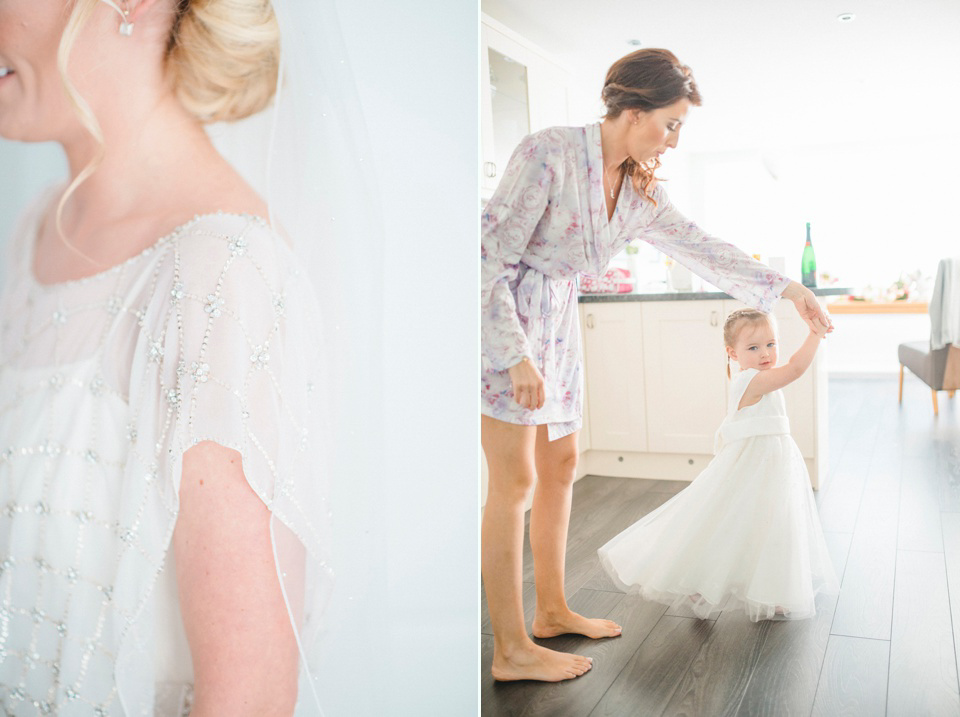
[578, 287, 851, 303]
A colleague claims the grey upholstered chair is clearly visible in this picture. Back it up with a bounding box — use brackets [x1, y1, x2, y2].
[898, 343, 956, 415]
[898, 257, 960, 416]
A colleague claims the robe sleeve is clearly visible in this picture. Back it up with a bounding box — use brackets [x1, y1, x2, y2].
[637, 185, 792, 313]
[480, 132, 558, 372]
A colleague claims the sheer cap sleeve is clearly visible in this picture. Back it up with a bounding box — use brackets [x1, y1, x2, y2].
[116, 214, 331, 714]
[481, 131, 560, 371]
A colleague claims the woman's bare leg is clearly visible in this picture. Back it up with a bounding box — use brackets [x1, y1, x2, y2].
[481, 415, 592, 682]
[530, 426, 622, 639]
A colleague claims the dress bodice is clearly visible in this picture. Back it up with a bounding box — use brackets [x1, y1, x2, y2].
[714, 368, 790, 452]
[0, 195, 331, 715]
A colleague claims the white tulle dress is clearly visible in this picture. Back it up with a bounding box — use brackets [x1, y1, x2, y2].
[0, 195, 331, 715]
[598, 367, 839, 621]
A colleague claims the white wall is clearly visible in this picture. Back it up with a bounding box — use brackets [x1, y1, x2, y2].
[332, 1, 478, 714]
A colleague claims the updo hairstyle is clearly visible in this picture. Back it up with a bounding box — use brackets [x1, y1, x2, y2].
[601, 48, 702, 204]
[723, 308, 773, 378]
[166, 0, 280, 123]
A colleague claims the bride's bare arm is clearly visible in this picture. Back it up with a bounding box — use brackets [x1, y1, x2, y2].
[174, 441, 299, 717]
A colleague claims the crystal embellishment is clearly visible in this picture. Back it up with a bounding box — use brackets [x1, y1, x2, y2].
[171, 282, 185, 301]
[250, 345, 270, 369]
[204, 294, 224, 318]
[228, 236, 249, 256]
[89, 376, 105, 396]
[190, 362, 210, 383]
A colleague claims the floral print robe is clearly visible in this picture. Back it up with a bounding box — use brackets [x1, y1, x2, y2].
[481, 123, 791, 439]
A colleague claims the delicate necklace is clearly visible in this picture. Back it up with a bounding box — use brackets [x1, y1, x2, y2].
[603, 163, 623, 200]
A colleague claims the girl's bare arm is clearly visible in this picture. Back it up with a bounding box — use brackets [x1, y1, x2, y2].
[739, 329, 825, 408]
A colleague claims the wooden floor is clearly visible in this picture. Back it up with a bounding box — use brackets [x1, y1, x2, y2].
[481, 377, 960, 716]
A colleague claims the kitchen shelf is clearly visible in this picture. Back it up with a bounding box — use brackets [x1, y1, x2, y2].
[827, 301, 928, 314]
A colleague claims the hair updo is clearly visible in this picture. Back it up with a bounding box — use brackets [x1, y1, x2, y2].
[166, 0, 280, 123]
[601, 48, 702, 204]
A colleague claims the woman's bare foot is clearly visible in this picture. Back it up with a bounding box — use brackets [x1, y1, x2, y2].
[532, 609, 622, 639]
[491, 642, 593, 682]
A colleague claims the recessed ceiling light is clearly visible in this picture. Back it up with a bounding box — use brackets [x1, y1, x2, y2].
[837, 13, 855, 22]
[627, 39, 642, 46]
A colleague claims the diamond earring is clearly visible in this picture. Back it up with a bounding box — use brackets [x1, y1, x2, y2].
[119, 0, 134, 36]
[98, 0, 135, 36]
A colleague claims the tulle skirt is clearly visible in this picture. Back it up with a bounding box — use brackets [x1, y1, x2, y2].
[597, 434, 839, 621]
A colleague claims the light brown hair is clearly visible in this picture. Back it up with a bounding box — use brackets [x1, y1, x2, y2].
[601, 48, 702, 205]
[723, 308, 772, 378]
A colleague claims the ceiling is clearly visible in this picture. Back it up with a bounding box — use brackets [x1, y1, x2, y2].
[481, 0, 960, 152]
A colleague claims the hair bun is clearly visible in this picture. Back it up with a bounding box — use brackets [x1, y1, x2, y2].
[167, 0, 280, 123]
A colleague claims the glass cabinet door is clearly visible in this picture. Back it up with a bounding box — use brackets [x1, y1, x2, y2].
[487, 48, 530, 187]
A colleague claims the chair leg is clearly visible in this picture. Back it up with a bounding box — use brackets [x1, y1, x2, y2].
[899, 365, 904, 404]
[932, 389, 939, 416]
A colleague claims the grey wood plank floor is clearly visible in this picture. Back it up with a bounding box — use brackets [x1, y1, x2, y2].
[481, 377, 960, 716]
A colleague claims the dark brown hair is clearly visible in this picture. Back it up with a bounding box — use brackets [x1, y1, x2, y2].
[602, 49, 702, 204]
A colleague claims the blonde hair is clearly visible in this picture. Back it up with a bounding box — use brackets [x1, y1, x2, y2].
[54, 0, 279, 258]
[723, 308, 772, 378]
[167, 0, 279, 123]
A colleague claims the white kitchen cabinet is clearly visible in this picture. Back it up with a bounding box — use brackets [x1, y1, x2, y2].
[642, 301, 728, 454]
[581, 302, 647, 452]
[577, 305, 591, 455]
[480, 15, 569, 199]
[579, 297, 830, 489]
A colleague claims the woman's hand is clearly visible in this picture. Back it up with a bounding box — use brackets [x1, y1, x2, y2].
[782, 281, 833, 334]
[507, 357, 545, 410]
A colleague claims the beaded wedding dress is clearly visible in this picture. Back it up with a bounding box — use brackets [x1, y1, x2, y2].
[0, 197, 331, 715]
[598, 367, 839, 621]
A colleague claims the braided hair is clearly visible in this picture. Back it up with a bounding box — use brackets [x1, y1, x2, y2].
[723, 309, 772, 378]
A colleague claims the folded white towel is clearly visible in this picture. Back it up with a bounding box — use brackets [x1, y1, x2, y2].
[930, 257, 960, 350]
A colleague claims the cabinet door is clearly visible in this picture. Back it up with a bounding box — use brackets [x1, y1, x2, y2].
[578, 304, 591, 453]
[480, 20, 569, 199]
[480, 24, 531, 195]
[582, 303, 647, 452]
[643, 301, 727, 454]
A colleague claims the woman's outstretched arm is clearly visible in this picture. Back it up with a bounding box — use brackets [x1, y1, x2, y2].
[174, 441, 299, 717]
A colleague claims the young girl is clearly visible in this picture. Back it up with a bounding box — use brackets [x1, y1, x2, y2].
[598, 308, 839, 621]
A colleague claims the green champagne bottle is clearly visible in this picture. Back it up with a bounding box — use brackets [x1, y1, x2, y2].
[801, 222, 817, 288]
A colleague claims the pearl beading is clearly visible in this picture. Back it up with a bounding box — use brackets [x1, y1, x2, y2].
[0, 211, 331, 715]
